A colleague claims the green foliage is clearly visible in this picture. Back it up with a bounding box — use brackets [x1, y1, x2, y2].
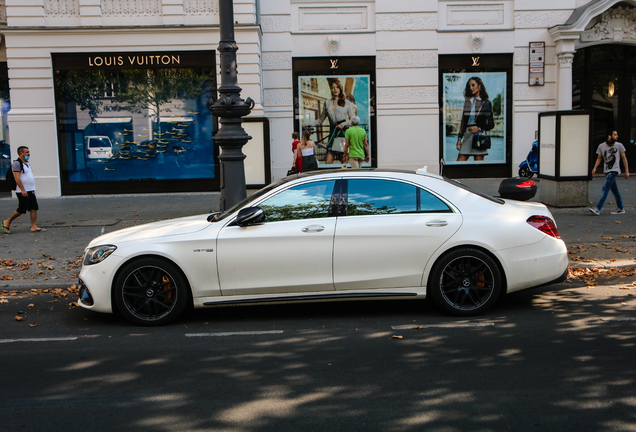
[261, 200, 331, 222]
[348, 202, 399, 216]
[54, 68, 214, 122]
[107, 69, 213, 122]
[54, 69, 119, 120]
[492, 93, 503, 117]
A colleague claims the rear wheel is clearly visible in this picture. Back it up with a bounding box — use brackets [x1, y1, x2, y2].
[429, 248, 502, 316]
[114, 257, 190, 326]
[518, 166, 534, 178]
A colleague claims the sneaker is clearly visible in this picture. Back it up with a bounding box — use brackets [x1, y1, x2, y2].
[589, 207, 601, 216]
[611, 208, 626, 215]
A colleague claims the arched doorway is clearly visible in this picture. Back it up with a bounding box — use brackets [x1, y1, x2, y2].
[573, 44, 636, 171]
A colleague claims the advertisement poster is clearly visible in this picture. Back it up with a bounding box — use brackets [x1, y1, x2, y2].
[299, 75, 371, 168]
[442, 72, 506, 165]
[54, 53, 215, 185]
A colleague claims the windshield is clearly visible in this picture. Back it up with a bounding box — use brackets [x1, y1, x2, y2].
[212, 177, 290, 222]
[89, 138, 112, 148]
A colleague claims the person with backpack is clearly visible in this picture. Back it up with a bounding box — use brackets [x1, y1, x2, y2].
[2, 146, 46, 234]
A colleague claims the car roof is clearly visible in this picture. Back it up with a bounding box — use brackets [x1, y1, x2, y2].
[291, 168, 442, 181]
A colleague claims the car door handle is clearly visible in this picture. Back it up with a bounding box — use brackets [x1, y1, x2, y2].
[426, 220, 448, 227]
[302, 225, 325, 233]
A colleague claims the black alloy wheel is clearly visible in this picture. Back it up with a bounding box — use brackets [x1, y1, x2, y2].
[114, 257, 190, 326]
[430, 248, 502, 316]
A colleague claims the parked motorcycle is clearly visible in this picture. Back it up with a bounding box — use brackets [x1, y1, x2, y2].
[518, 140, 539, 178]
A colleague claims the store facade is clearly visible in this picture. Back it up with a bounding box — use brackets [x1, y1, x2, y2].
[0, 1, 633, 196]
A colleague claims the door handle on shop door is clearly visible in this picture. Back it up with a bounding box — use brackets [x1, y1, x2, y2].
[302, 225, 325, 233]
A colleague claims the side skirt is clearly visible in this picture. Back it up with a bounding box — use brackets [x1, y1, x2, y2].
[200, 291, 423, 307]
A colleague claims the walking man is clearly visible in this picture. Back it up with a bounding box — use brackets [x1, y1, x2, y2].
[590, 130, 629, 216]
[343, 116, 370, 168]
[2, 146, 45, 233]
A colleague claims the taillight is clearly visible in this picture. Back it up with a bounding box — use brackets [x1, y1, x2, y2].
[527, 216, 560, 239]
[517, 180, 536, 188]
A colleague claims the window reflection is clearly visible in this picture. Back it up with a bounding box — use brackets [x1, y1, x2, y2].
[260, 180, 336, 222]
[347, 179, 451, 215]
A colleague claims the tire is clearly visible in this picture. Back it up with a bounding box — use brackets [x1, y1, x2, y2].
[518, 166, 533, 178]
[114, 257, 190, 326]
[429, 248, 502, 317]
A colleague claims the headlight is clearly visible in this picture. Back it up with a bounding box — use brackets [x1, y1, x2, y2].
[83, 245, 117, 266]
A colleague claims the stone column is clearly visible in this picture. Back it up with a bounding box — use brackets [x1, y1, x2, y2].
[557, 52, 575, 110]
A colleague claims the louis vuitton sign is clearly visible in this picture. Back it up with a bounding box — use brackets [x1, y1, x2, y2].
[52, 50, 215, 71]
[88, 54, 182, 67]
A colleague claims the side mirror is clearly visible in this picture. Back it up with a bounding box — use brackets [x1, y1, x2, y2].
[236, 207, 265, 226]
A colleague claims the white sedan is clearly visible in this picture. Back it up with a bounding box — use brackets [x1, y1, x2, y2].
[78, 169, 568, 325]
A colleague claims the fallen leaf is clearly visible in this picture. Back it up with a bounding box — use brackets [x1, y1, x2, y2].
[27, 303, 34, 308]
[29, 323, 37, 327]
[392, 335, 403, 339]
[0, 299, 8, 303]
[416, 326, 423, 330]
[14, 316, 22, 321]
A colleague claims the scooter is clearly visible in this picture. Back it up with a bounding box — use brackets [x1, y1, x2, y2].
[518, 140, 539, 178]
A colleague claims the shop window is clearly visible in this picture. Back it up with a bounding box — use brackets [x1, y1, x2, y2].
[0, 63, 10, 184]
[52, 51, 217, 195]
[293, 57, 376, 170]
[438, 54, 513, 179]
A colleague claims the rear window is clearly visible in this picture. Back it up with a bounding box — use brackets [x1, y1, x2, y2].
[88, 138, 111, 148]
[444, 178, 504, 204]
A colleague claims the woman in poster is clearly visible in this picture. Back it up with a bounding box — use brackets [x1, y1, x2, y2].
[456, 77, 494, 162]
[308, 78, 356, 164]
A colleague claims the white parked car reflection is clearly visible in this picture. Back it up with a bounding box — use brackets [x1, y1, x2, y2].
[78, 169, 568, 325]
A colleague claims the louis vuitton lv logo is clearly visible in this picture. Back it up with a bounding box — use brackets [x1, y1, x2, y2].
[472, 57, 480, 66]
[330, 59, 338, 69]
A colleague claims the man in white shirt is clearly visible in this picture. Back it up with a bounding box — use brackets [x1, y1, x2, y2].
[2, 146, 46, 233]
[590, 130, 629, 216]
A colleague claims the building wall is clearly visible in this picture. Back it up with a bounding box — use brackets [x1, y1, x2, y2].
[2, 1, 609, 195]
[261, 0, 583, 180]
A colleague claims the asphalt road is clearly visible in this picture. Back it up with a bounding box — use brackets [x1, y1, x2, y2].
[2, 276, 636, 432]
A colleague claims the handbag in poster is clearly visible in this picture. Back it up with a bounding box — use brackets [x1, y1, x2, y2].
[472, 132, 491, 150]
[331, 137, 347, 153]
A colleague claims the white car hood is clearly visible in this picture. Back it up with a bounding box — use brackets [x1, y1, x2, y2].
[88, 214, 213, 247]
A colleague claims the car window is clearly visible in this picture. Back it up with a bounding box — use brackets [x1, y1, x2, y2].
[347, 179, 451, 215]
[260, 180, 336, 222]
[89, 138, 111, 148]
[420, 188, 453, 213]
[347, 179, 416, 215]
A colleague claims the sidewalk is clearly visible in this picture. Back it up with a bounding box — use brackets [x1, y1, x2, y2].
[0, 176, 634, 290]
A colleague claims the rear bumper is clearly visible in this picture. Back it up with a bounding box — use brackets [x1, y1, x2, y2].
[498, 237, 568, 293]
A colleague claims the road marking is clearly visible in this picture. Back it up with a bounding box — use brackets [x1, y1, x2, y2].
[392, 323, 495, 330]
[0, 337, 78, 344]
[185, 331, 284, 337]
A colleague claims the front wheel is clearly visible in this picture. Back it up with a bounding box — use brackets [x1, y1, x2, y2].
[114, 257, 190, 326]
[429, 248, 502, 316]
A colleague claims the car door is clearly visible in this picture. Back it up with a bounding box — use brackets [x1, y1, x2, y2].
[333, 178, 462, 290]
[217, 179, 338, 296]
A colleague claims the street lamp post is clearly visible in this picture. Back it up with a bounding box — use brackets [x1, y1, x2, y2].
[208, 0, 254, 211]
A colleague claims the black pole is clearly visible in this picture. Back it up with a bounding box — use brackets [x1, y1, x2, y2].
[208, 0, 254, 211]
